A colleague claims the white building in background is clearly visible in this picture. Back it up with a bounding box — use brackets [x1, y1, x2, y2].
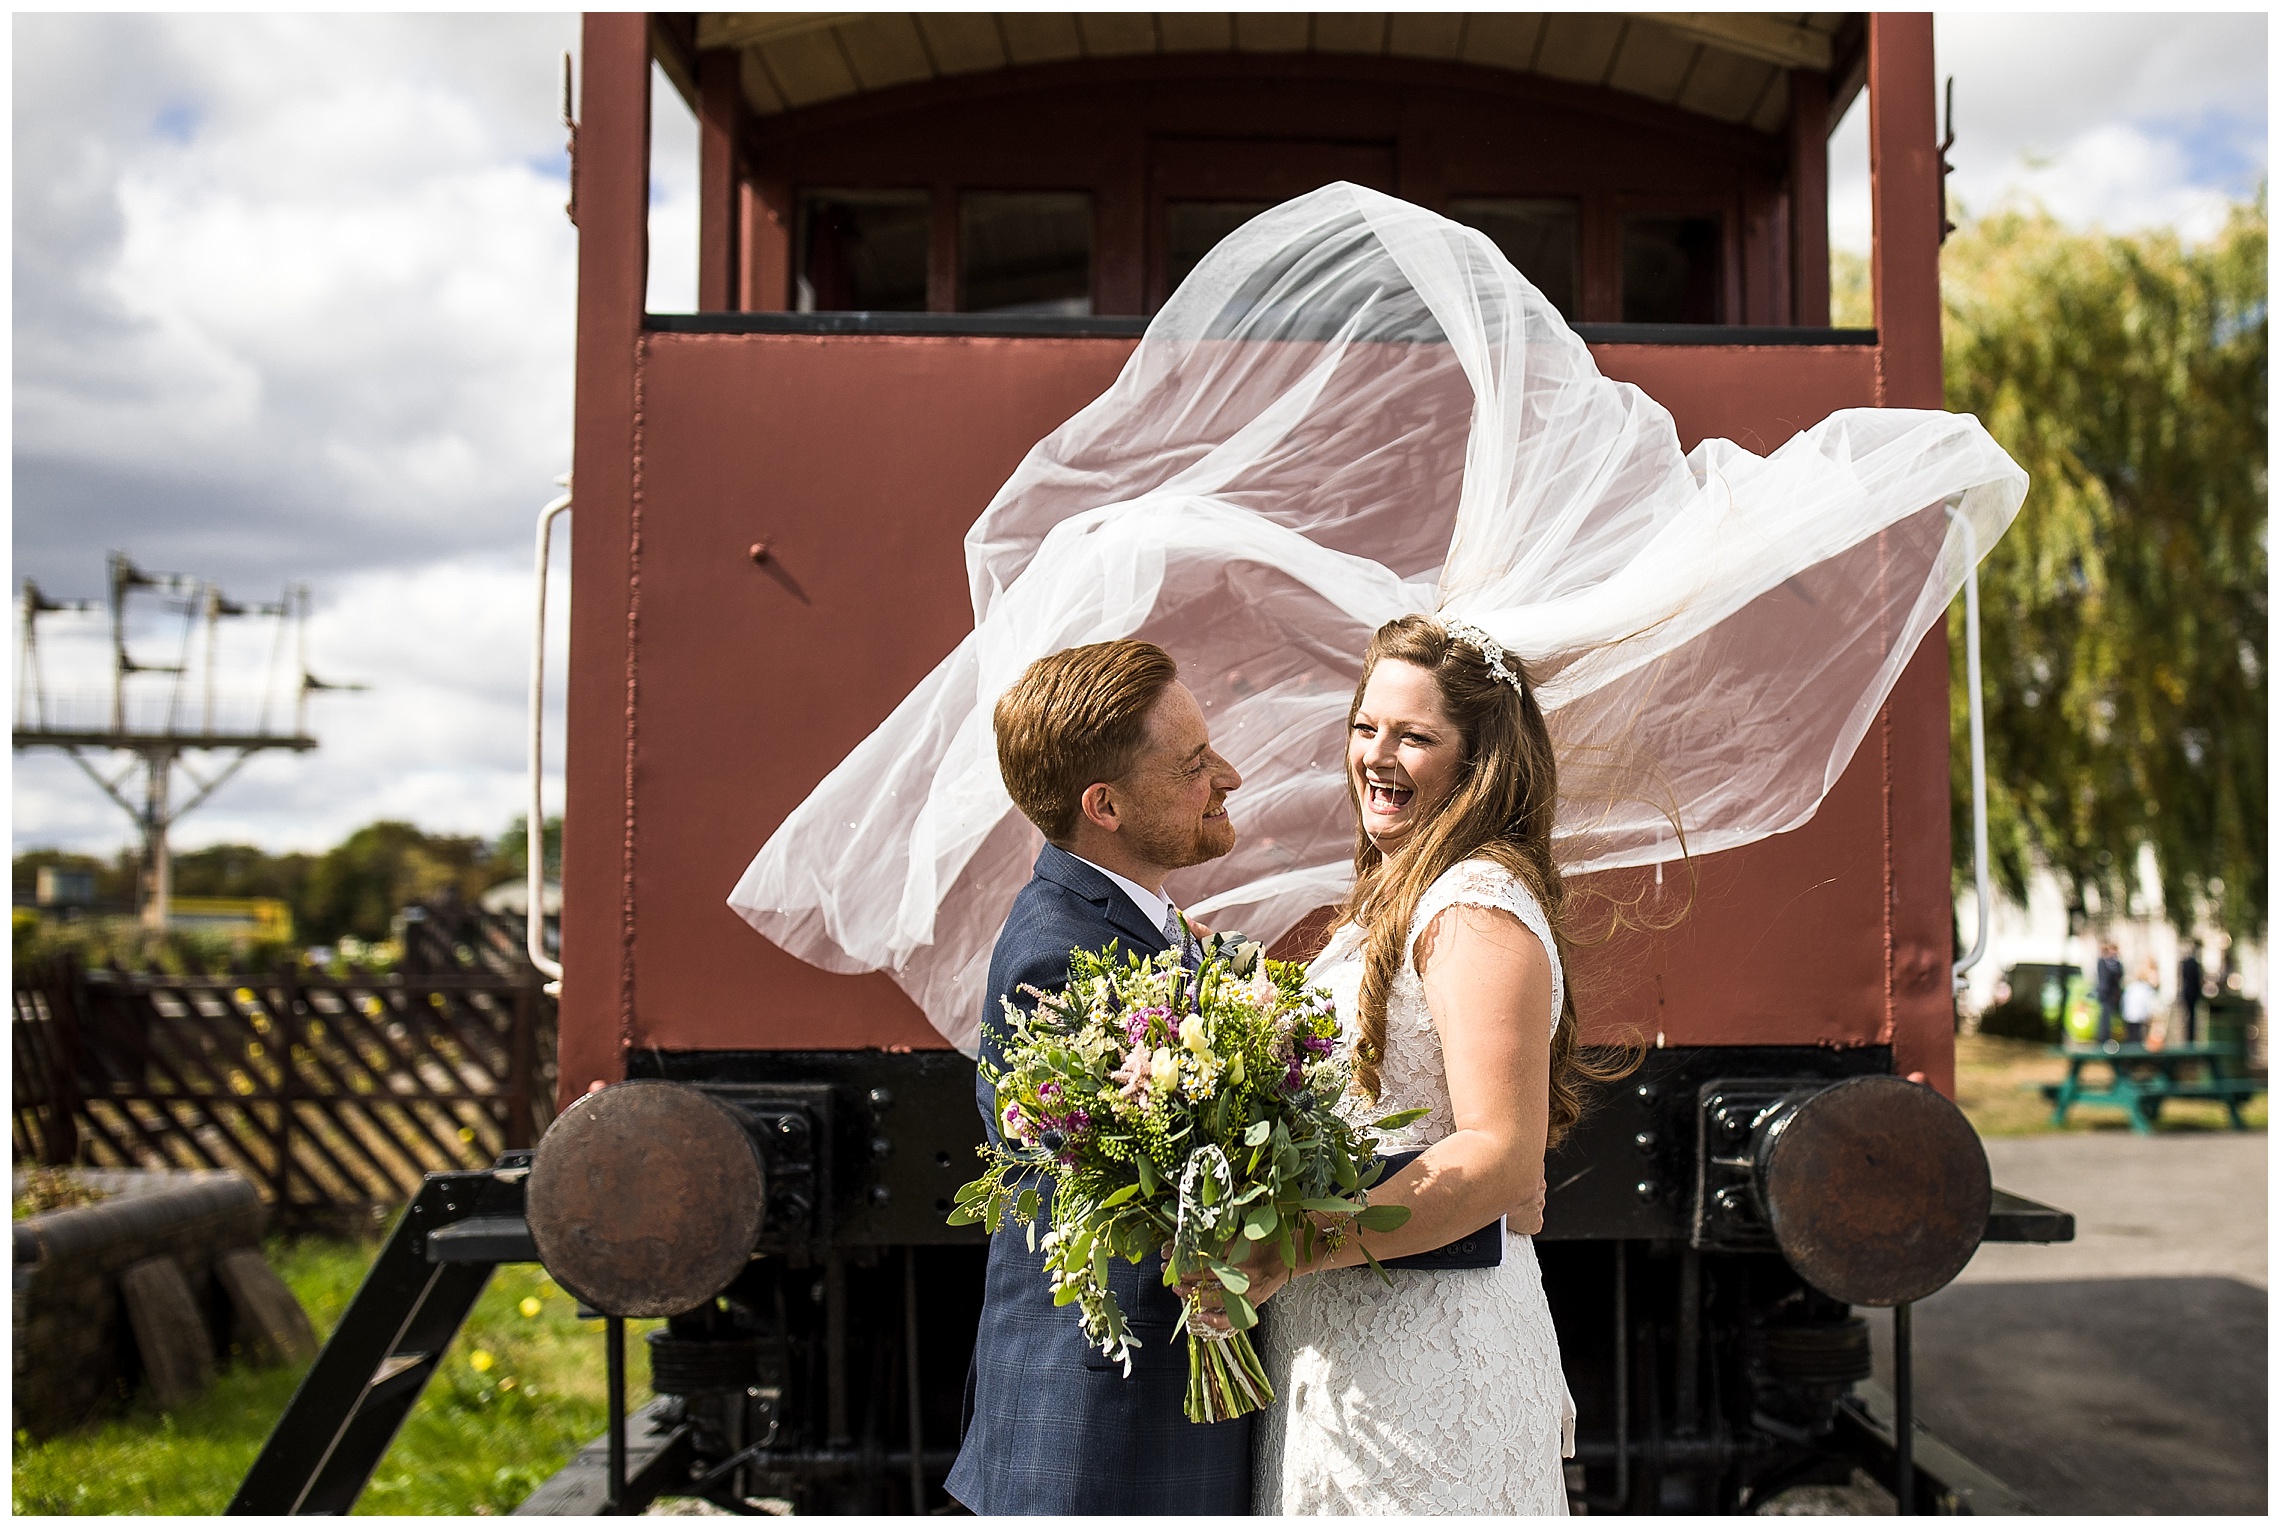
[1956, 843, 2266, 1015]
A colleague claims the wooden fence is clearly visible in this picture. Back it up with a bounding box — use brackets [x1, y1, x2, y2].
[12, 957, 556, 1226]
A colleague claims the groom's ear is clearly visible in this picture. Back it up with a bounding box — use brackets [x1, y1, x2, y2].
[1077, 781, 1122, 834]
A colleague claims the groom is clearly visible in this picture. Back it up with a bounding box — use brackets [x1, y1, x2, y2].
[944, 640, 1251, 1514]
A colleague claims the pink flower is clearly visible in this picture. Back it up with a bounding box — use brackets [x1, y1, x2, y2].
[1110, 1043, 1153, 1101]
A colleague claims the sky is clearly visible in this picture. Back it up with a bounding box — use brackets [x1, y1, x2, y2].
[11, 11, 2269, 860]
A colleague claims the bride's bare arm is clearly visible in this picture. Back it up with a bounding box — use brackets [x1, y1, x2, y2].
[1224, 905, 1550, 1310]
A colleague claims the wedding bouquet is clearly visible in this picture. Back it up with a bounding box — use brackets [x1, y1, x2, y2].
[949, 931, 1422, 1423]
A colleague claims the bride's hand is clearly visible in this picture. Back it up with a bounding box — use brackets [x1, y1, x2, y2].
[1506, 1171, 1547, 1237]
[1169, 1241, 1291, 1336]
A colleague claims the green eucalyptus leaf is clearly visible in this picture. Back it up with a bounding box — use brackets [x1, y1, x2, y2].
[1373, 1107, 1430, 1131]
[1223, 1290, 1258, 1331]
[1210, 1262, 1251, 1295]
[1244, 1119, 1272, 1147]
[1354, 1202, 1413, 1232]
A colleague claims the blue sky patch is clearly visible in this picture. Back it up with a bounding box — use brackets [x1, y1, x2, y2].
[151, 99, 201, 144]
[2152, 108, 2269, 193]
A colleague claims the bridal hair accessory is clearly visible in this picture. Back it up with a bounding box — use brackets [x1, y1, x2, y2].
[1440, 619, 1525, 697]
[729, 183, 2028, 1054]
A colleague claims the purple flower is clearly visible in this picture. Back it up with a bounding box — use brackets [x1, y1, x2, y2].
[1038, 1081, 1063, 1105]
[1123, 1005, 1172, 1046]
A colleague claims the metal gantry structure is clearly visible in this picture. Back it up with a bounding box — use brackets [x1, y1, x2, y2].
[13, 553, 356, 928]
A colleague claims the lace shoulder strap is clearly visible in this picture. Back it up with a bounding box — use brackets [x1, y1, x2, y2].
[1406, 859, 1565, 1033]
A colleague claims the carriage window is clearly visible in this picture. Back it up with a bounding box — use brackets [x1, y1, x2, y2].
[960, 192, 1093, 316]
[1622, 215, 1724, 324]
[796, 190, 930, 312]
[1444, 199, 1580, 320]
[1165, 200, 1275, 297]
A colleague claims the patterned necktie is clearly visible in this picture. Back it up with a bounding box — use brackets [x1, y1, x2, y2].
[1162, 902, 1197, 968]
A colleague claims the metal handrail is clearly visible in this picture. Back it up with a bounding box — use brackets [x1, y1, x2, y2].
[1950, 506, 1992, 981]
[529, 482, 571, 987]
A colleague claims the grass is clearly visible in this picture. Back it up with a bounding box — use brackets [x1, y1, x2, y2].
[1954, 1031, 2269, 1137]
[11, 1235, 662, 1515]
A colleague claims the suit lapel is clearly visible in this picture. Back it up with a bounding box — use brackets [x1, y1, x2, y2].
[1035, 844, 1169, 956]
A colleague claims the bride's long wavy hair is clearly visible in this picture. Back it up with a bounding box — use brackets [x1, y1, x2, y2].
[1336, 614, 1635, 1149]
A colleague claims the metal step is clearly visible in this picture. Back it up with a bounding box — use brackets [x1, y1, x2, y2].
[227, 1156, 534, 1515]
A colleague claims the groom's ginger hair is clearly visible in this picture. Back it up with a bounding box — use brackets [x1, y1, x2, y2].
[995, 641, 1179, 843]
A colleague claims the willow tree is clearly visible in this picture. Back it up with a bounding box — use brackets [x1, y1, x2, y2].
[1940, 196, 2267, 938]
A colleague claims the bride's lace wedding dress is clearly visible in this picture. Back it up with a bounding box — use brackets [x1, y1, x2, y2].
[1255, 858, 1575, 1515]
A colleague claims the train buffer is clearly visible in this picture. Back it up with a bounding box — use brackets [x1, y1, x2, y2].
[2038, 1041, 2267, 1134]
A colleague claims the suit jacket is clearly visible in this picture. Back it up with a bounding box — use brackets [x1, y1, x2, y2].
[944, 843, 1252, 1515]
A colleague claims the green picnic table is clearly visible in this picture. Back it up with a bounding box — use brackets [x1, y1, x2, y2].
[2039, 1041, 2266, 1133]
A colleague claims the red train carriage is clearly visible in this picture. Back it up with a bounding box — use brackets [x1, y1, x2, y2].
[234, 12, 2070, 1515]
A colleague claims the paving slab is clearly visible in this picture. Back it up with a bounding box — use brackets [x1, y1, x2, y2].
[1868, 1131, 2268, 1515]
[1963, 1132, 2267, 1288]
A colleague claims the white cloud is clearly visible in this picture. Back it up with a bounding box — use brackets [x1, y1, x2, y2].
[14, 15, 584, 856]
[14, 14, 584, 591]
[13, 13, 2267, 863]
[15, 552, 571, 855]
[1828, 12, 2267, 253]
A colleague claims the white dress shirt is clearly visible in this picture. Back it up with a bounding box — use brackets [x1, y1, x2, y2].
[1067, 851, 1175, 942]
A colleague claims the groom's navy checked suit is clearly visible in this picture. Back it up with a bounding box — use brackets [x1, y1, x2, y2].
[944, 843, 1253, 1514]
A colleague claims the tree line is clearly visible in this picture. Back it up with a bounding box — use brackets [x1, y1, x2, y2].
[12, 816, 562, 948]
[1941, 193, 2266, 939]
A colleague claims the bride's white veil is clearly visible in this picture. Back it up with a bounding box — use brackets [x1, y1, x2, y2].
[729, 183, 2027, 1055]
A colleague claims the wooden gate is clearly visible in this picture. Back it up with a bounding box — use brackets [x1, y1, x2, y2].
[12, 957, 556, 1225]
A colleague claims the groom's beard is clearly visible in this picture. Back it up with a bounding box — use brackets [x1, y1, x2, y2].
[1125, 797, 1236, 870]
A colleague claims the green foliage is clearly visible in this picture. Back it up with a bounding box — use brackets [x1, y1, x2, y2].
[12, 815, 554, 964]
[9, 1236, 659, 1514]
[12, 915, 302, 977]
[1943, 196, 2268, 937]
[298, 822, 499, 945]
[493, 814, 565, 882]
[957, 936, 1409, 1422]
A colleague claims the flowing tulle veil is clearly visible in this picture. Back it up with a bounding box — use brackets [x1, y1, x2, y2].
[728, 183, 2027, 1055]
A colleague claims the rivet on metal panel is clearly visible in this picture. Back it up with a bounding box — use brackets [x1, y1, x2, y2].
[868, 1087, 894, 1112]
[870, 1136, 893, 1159]
[869, 1185, 892, 1207]
[747, 541, 771, 564]
[1634, 1181, 1659, 1201]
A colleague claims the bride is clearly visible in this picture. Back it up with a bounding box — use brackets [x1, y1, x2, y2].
[731, 182, 2027, 1515]
[1240, 612, 1588, 1514]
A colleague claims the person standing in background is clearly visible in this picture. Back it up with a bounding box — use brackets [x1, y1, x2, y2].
[2122, 959, 2160, 1046]
[2178, 941, 2205, 1045]
[2095, 941, 2126, 1051]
